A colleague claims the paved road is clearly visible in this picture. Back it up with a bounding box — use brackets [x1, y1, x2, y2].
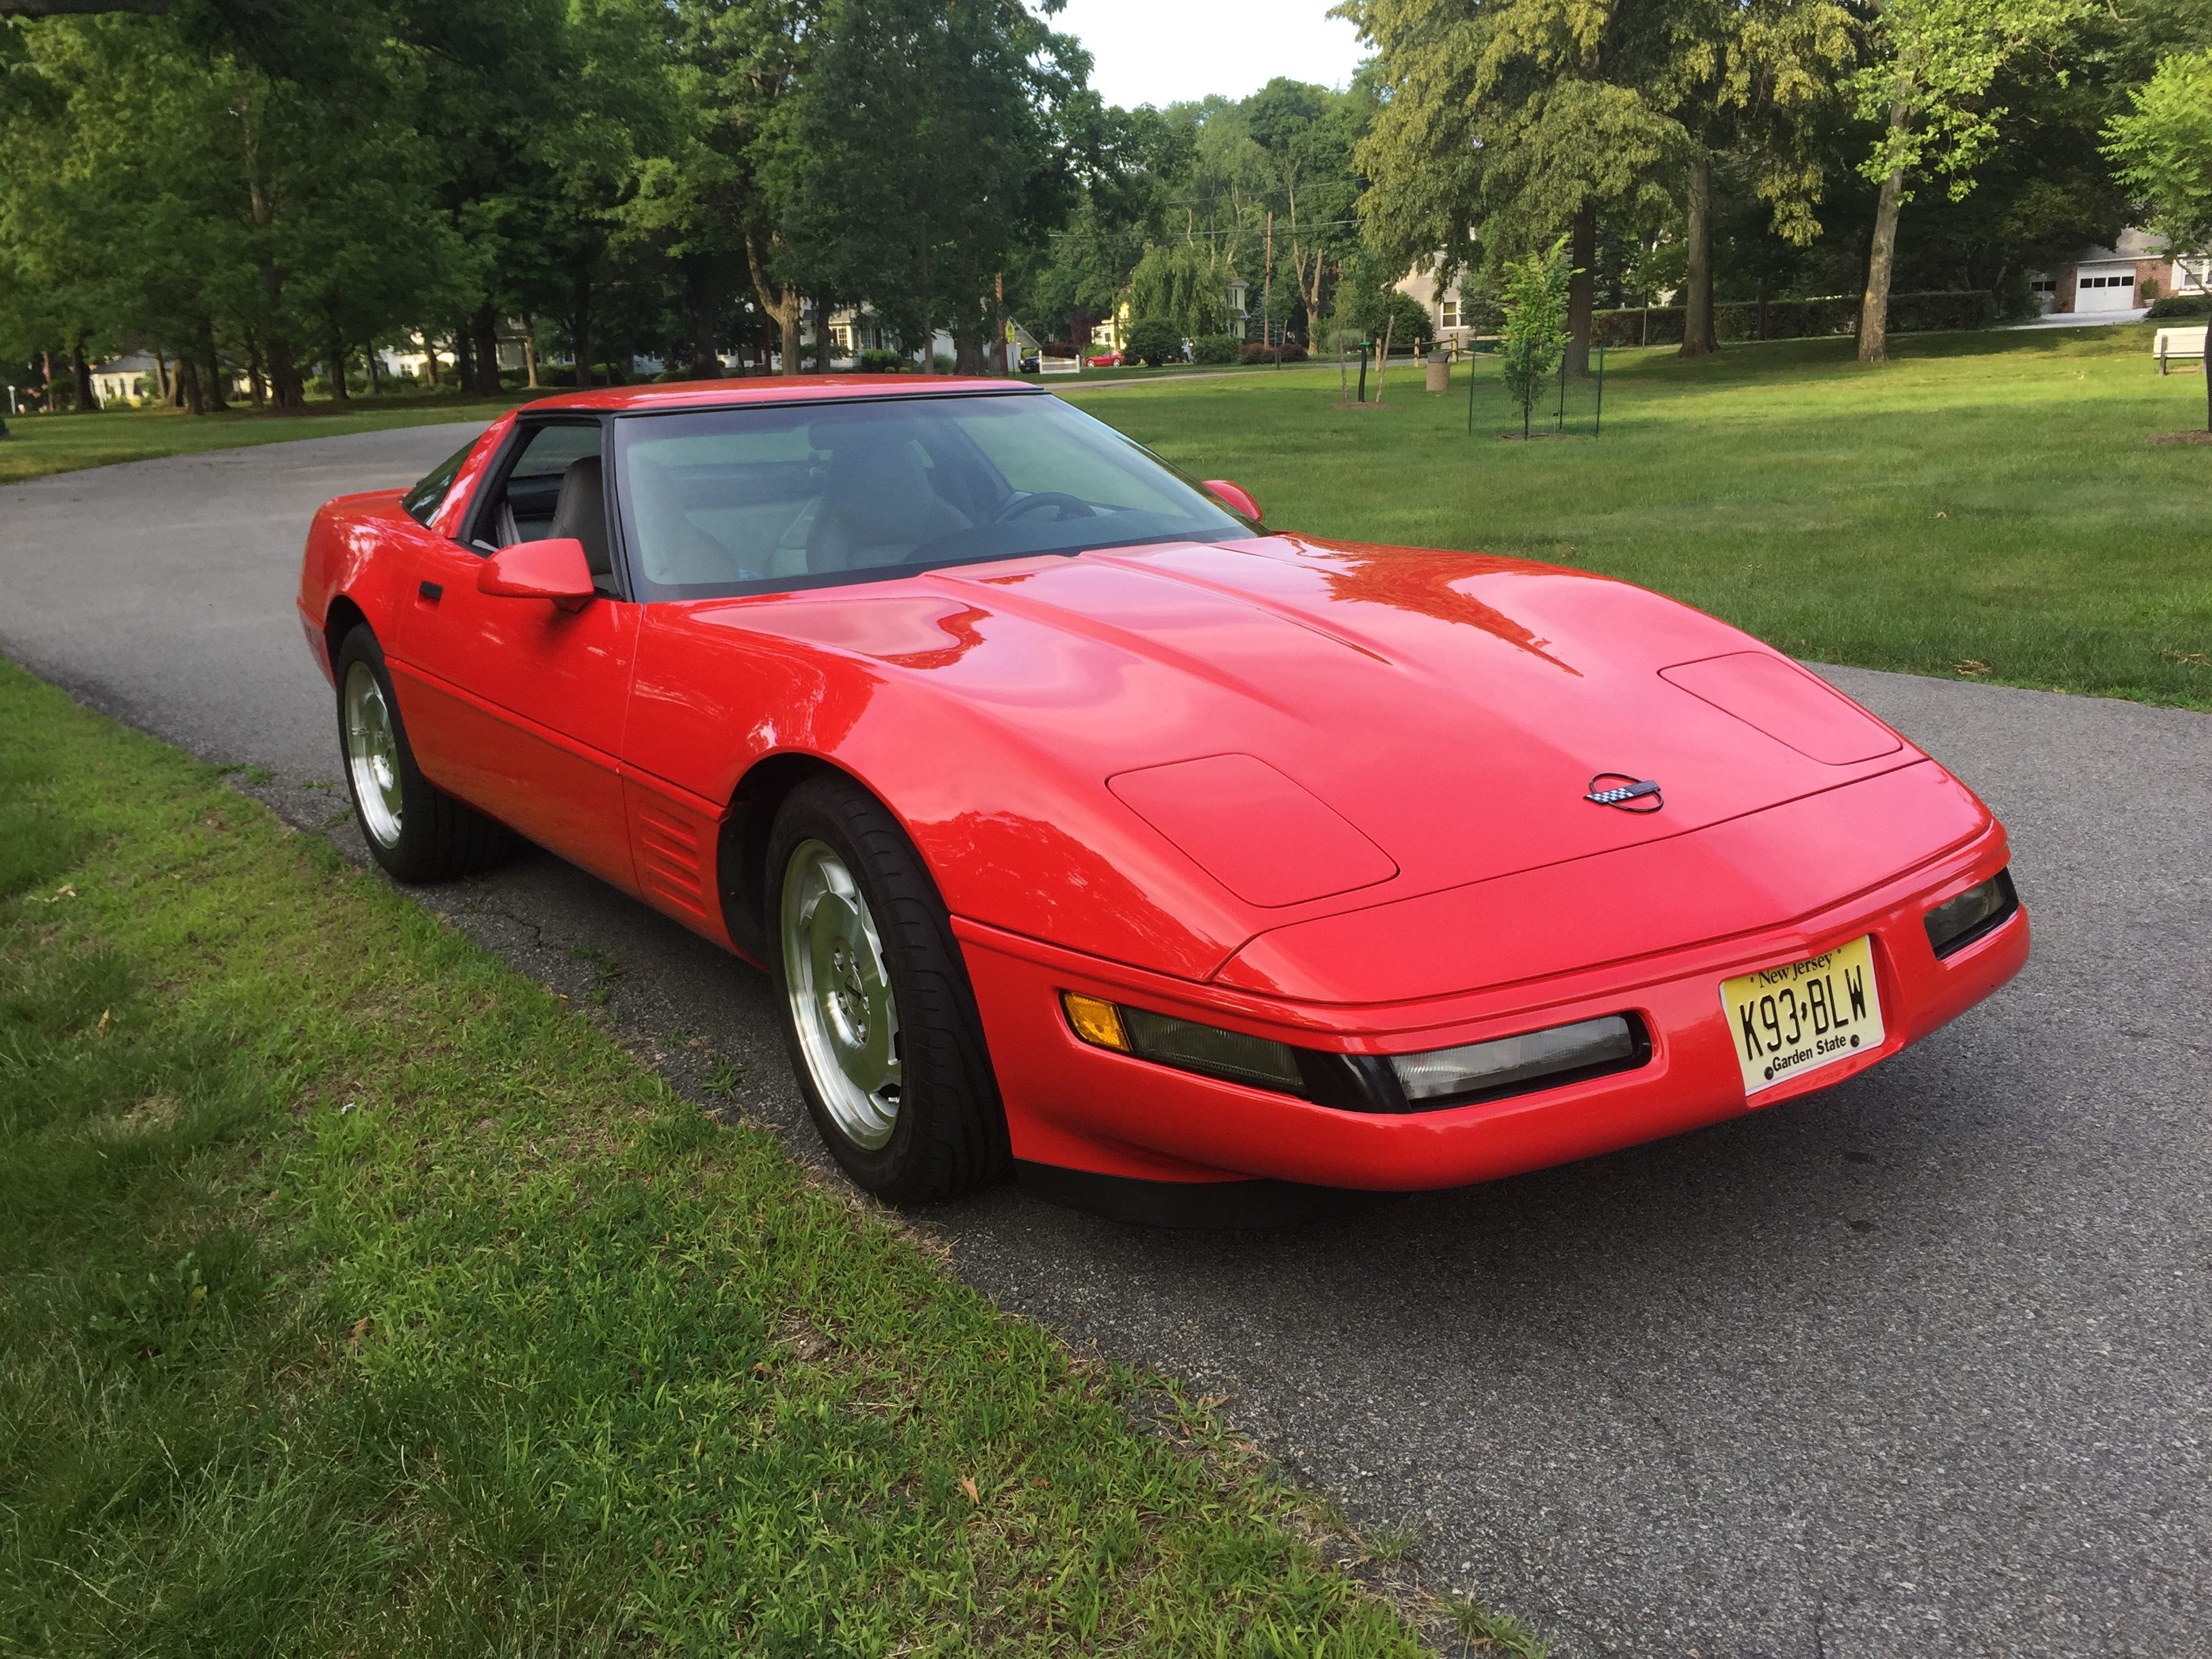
[4, 428, 2208, 1658]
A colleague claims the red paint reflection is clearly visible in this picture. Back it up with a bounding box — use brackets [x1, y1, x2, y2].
[1313, 545, 1581, 676]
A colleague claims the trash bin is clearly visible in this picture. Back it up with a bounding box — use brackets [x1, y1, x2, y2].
[1425, 350, 1450, 393]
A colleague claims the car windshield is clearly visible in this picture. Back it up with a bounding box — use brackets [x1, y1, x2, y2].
[610, 392, 1249, 599]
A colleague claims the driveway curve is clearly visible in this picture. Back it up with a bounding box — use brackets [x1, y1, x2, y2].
[3, 426, 2207, 1657]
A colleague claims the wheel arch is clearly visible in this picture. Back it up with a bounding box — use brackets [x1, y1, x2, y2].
[718, 751, 878, 962]
[324, 594, 371, 668]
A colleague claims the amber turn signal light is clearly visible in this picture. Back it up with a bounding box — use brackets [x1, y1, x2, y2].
[1059, 992, 1130, 1052]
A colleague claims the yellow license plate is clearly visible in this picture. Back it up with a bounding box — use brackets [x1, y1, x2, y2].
[1721, 935, 1885, 1095]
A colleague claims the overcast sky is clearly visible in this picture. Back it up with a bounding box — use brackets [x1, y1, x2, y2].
[1048, 0, 1366, 109]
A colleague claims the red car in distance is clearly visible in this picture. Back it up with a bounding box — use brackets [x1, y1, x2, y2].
[298, 378, 2028, 1223]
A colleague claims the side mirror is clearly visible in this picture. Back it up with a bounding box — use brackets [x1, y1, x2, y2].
[478, 537, 596, 612]
[1203, 478, 1262, 524]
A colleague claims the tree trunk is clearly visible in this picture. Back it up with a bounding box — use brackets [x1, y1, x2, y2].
[570, 262, 594, 389]
[200, 322, 228, 411]
[177, 354, 205, 415]
[521, 316, 540, 388]
[1374, 313, 1395, 403]
[363, 341, 378, 396]
[325, 324, 350, 403]
[471, 304, 502, 396]
[70, 338, 98, 411]
[994, 270, 1008, 375]
[684, 258, 718, 378]
[1566, 205, 1597, 377]
[1679, 157, 1717, 359]
[247, 336, 266, 405]
[1859, 106, 1908, 365]
[453, 323, 476, 392]
[813, 295, 835, 371]
[953, 301, 986, 376]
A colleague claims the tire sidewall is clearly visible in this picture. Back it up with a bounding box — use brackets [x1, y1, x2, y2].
[764, 779, 1001, 1200]
[765, 790, 925, 1191]
[333, 626, 433, 882]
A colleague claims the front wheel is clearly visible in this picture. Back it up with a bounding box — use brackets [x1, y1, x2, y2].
[333, 626, 512, 882]
[767, 775, 1007, 1203]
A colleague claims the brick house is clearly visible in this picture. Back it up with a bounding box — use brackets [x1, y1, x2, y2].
[2030, 228, 2209, 316]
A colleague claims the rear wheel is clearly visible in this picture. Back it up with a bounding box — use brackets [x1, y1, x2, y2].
[767, 775, 1007, 1203]
[333, 626, 512, 882]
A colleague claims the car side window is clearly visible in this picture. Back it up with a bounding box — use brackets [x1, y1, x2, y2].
[476, 423, 605, 550]
[469, 419, 618, 592]
[400, 440, 478, 526]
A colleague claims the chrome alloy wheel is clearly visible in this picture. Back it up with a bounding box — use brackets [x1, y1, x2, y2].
[342, 659, 404, 851]
[781, 838, 903, 1150]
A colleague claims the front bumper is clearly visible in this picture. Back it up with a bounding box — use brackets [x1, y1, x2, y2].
[955, 802, 2027, 1193]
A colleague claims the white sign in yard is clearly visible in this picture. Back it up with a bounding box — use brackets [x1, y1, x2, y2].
[1039, 356, 1081, 375]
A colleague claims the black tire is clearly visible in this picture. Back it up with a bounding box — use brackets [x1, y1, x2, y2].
[766, 774, 1008, 1203]
[333, 626, 513, 883]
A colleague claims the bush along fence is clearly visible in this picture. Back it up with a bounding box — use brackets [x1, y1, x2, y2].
[1595, 289, 2000, 348]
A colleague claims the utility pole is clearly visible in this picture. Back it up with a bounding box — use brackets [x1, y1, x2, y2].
[1262, 211, 1274, 357]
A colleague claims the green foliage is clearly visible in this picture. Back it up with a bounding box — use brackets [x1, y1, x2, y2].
[2146, 293, 2212, 320]
[0, 657, 1435, 1655]
[1497, 237, 1572, 428]
[1123, 316, 1185, 367]
[1189, 333, 1245, 365]
[2104, 49, 2212, 261]
[1851, 0, 2092, 205]
[1382, 289, 1435, 353]
[1129, 241, 1234, 337]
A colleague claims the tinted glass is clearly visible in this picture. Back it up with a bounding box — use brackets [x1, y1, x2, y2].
[611, 393, 1247, 598]
[400, 438, 478, 526]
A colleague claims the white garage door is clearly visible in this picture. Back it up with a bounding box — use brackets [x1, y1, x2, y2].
[2076, 270, 2137, 312]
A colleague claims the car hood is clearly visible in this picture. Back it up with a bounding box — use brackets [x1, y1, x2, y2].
[689, 534, 1919, 922]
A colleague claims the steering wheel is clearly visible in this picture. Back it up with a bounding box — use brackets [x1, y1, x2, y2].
[992, 490, 1096, 523]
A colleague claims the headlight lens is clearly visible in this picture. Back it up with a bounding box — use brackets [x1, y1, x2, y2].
[1924, 869, 2018, 958]
[1061, 993, 1647, 1111]
[1389, 1015, 1639, 1103]
[1061, 993, 1305, 1090]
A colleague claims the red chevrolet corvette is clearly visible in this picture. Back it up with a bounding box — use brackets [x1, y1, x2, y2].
[298, 377, 2027, 1223]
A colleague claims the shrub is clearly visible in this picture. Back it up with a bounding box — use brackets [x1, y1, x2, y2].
[1123, 317, 1184, 367]
[1498, 237, 1572, 434]
[1188, 334, 1242, 365]
[2146, 293, 2212, 320]
[858, 348, 907, 372]
[1239, 341, 1308, 364]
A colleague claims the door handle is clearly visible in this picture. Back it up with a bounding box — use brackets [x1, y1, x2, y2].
[418, 581, 443, 604]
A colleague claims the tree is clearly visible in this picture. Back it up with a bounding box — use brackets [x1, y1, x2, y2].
[2105, 47, 2212, 429]
[1344, 0, 1681, 377]
[1850, 0, 2089, 362]
[1498, 234, 1571, 435]
[1658, 0, 1855, 357]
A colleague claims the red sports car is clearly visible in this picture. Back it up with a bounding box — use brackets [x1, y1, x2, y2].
[298, 377, 2028, 1223]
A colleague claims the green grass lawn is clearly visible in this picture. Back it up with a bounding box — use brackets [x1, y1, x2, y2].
[0, 392, 526, 487]
[0, 658, 1507, 1657]
[1065, 326, 2212, 710]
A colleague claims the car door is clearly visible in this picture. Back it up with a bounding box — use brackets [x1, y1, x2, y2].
[382, 416, 643, 894]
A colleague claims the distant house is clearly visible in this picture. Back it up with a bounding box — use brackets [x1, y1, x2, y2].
[1395, 262, 1477, 350]
[90, 350, 159, 407]
[2030, 228, 2210, 316]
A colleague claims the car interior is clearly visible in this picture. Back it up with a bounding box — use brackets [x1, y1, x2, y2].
[472, 420, 616, 590]
[609, 398, 1233, 597]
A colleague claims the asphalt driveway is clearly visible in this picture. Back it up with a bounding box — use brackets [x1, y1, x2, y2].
[3, 427, 2207, 1657]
